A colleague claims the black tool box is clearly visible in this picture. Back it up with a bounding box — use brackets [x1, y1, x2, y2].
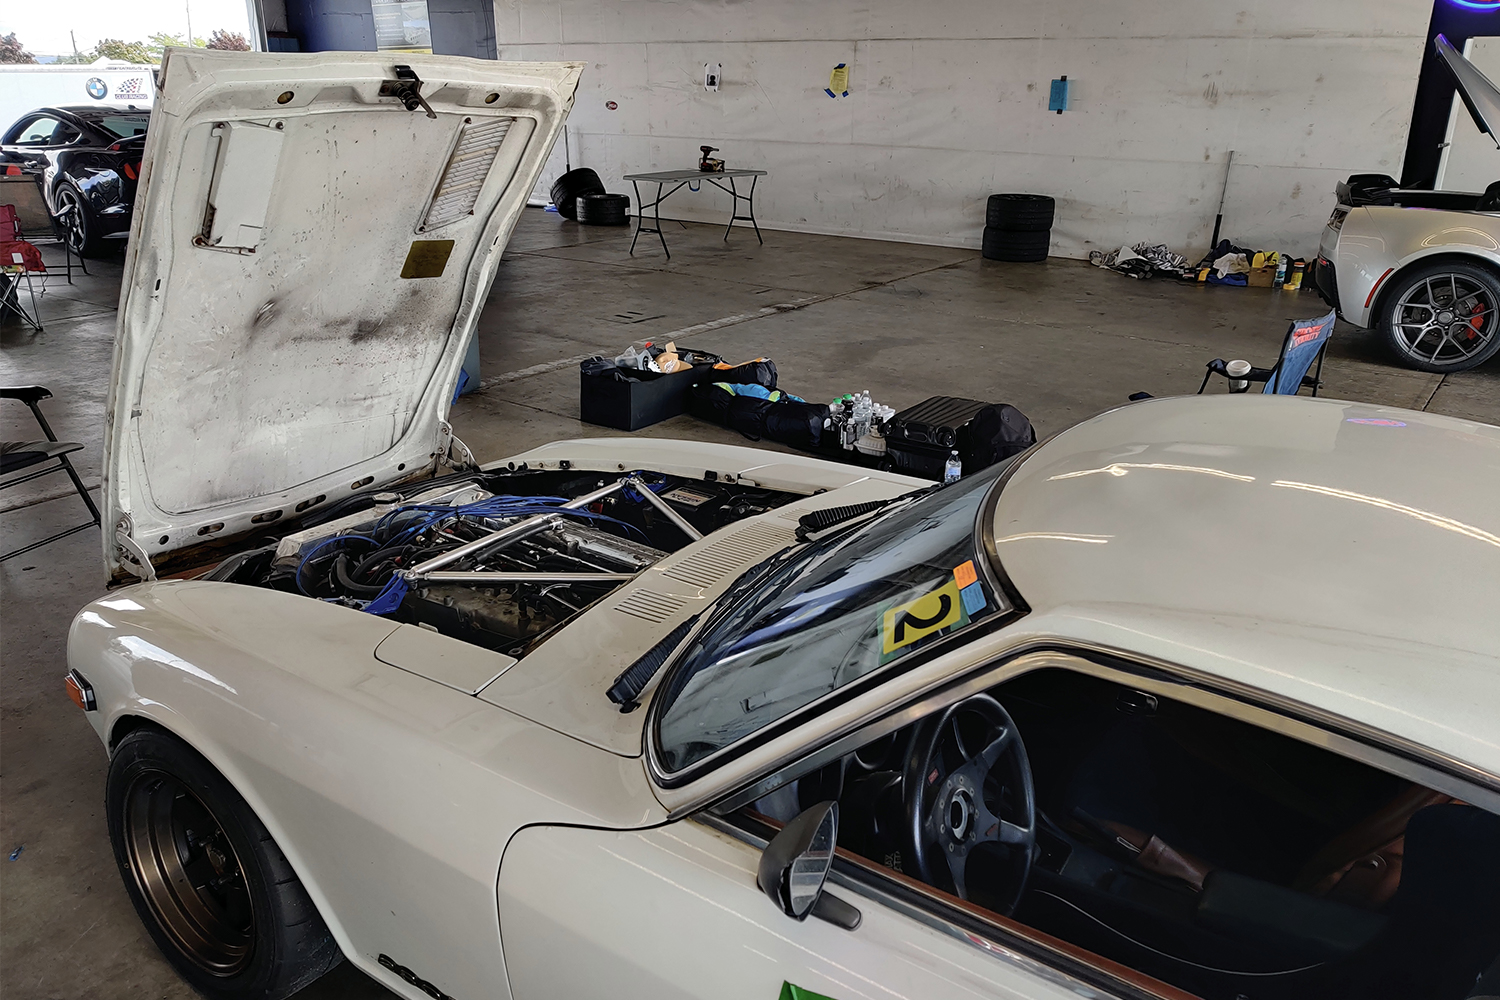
[884, 396, 991, 479]
[579, 348, 723, 431]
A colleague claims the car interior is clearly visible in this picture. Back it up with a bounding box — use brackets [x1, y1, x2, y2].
[748, 667, 1500, 1000]
[15, 117, 73, 146]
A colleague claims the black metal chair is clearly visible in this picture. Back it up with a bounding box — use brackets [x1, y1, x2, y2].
[2, 385, 101, 561]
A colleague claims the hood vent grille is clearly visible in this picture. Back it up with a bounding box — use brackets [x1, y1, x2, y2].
[615, 589, 690, 624]
[661, 521, 796, 590]
[420, 116, 514, 232]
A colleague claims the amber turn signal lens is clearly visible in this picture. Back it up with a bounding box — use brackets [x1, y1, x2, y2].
[65, 671, 96, 712]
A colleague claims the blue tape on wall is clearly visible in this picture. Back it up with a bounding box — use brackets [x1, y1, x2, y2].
[1048, 77, 1070, 113]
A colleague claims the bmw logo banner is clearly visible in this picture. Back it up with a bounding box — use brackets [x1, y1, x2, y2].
[86, 78, 108, 100]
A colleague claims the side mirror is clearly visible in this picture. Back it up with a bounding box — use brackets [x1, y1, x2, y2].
[758, 802, 861, 930]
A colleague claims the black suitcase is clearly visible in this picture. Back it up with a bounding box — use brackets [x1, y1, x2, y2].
[885, 396, 989, 478]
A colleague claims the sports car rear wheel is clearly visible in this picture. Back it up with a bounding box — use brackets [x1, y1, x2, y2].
[1378, 261, 1500, 373]
[107, 726, 343, 999]
[54, 183, 106, 259]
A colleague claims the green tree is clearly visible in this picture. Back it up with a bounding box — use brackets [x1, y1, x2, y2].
[93, 38, 155, 63]
[1, 32, 38, 64]
[147, 31, 206, 58]
[206, 29, 250, 51]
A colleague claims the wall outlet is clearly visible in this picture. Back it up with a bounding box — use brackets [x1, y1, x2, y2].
[704, 63, 721, 91]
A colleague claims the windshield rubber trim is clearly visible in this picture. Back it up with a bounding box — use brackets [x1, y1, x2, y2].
[646, 450, 1040, 790]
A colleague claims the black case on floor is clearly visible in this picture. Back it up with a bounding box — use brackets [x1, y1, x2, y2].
[579, 349, 724, 431]
[884, 396, 991, 478]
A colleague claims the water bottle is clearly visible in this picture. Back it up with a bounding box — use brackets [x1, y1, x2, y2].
[944, 450, 962, 483]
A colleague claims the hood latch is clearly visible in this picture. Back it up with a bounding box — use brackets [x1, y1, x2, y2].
[380, 65, 438, 119]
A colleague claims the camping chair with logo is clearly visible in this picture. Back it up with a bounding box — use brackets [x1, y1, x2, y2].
[0, 207, 47, 332]
[1, 385, 102, 561]
[1196, 309, 1338, 396]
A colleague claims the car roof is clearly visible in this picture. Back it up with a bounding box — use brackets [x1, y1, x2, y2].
[993, 394, 1500, 779]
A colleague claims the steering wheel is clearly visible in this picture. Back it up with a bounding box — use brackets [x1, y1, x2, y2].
[902, 694, 1035, 913]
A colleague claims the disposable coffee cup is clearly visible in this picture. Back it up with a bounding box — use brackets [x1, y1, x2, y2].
[1226, 359, 1252, 393]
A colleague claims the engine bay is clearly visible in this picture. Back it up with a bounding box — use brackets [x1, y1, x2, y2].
[205, 468, 805, 656]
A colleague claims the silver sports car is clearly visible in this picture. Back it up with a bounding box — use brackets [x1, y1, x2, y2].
[1315, 35, 1500, 373]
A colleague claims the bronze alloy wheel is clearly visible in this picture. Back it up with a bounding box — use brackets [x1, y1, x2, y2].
[122, 769, 255, 975]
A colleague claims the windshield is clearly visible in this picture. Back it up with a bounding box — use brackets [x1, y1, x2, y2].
[655, 464, 1015, 773]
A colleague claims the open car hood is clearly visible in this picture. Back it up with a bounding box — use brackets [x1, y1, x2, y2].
[104, 49, 581, 582]
[1437, 33, 1500, 149]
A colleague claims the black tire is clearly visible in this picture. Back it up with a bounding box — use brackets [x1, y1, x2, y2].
[982, 226, 1050, 262]
[55, 182, 107, 258]
[986, 193, 1054, 232]
[550, 168, 605, 220]
[576, 192, 630, 226]
[1377, 260, 1500, 373]
[106, 727, 343, 1000]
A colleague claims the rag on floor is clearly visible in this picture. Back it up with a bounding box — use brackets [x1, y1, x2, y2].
[1088, 243, 1192, 279]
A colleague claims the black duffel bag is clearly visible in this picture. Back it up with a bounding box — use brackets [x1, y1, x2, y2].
[703, 358, 777, 389]
[690, 381, 829, 450]
[962, 403, 1036, 471]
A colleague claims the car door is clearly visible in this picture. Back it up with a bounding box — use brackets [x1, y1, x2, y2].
[2, 114, 66, 173]
[498, 816, 1102, 1000]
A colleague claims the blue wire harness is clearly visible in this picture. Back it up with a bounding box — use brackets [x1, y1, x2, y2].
[297, 477, 670, 617]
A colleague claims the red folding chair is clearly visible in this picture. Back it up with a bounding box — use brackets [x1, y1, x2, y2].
[1, 206, 46, 332]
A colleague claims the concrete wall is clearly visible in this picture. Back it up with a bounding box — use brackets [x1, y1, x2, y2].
[497, 0, 1430, 259]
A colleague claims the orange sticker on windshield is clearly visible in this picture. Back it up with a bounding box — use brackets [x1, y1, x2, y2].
[953, 560, 978, 590]
[882, 580, 963, 655]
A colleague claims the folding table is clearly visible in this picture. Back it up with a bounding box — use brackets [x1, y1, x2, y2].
[622, 168, 767, 259]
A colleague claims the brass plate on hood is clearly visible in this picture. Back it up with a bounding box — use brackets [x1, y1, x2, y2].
[401, 239, 455, 278]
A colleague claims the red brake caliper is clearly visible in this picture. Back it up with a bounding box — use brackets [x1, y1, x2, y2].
[1469, 301, 1486, 340]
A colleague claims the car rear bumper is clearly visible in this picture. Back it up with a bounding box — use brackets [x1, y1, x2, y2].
[1313, 255, 1338, 311]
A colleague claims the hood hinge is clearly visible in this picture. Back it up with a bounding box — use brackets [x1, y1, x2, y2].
[435, 421, 477, 473]
[114, 514, 157, 582]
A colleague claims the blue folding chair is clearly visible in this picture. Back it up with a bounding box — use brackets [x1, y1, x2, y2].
[1198, 309, 1337, 396]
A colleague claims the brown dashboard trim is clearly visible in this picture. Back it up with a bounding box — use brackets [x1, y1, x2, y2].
[832, 845, 1202, 1000]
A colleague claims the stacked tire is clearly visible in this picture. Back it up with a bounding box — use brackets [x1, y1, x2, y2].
[577, 193, 630, 226]
[982, 194, 1053, 262]
[551, 168, 605, 220]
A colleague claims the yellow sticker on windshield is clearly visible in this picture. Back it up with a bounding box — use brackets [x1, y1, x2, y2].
[882, 579, 963, 655]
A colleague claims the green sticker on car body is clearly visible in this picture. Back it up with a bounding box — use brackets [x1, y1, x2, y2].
[780, 982, 841, 1000]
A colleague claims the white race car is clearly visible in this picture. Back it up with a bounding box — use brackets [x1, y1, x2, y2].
[72, 50, 1500, 1000]
[1314, 35, 1500, 373]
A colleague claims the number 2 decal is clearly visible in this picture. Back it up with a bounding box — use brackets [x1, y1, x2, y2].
[882, 580, 964, 655]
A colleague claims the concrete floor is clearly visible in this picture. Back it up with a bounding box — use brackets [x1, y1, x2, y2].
[2, 209, 1497, 999]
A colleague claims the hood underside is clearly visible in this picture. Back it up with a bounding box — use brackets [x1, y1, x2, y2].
[1437, 33, 1500, 149]
[104, 49, 581, 581]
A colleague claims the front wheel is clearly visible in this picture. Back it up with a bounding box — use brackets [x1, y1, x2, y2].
[106, 727, 343, 999]
[1377, 261, 1500, 373]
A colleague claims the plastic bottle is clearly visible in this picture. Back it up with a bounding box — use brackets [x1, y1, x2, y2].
[944, 451, 962, 484]
[1273, 255, 1289, 288]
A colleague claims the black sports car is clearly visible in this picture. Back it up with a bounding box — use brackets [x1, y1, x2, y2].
[1, 105, 150, 258]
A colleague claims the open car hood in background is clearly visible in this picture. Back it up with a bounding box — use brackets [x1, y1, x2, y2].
[1437, 33, 1500, 150]
[104, 49, 581, 582]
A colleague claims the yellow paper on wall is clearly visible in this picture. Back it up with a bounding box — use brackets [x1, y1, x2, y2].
[826, 63, 849, 98]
